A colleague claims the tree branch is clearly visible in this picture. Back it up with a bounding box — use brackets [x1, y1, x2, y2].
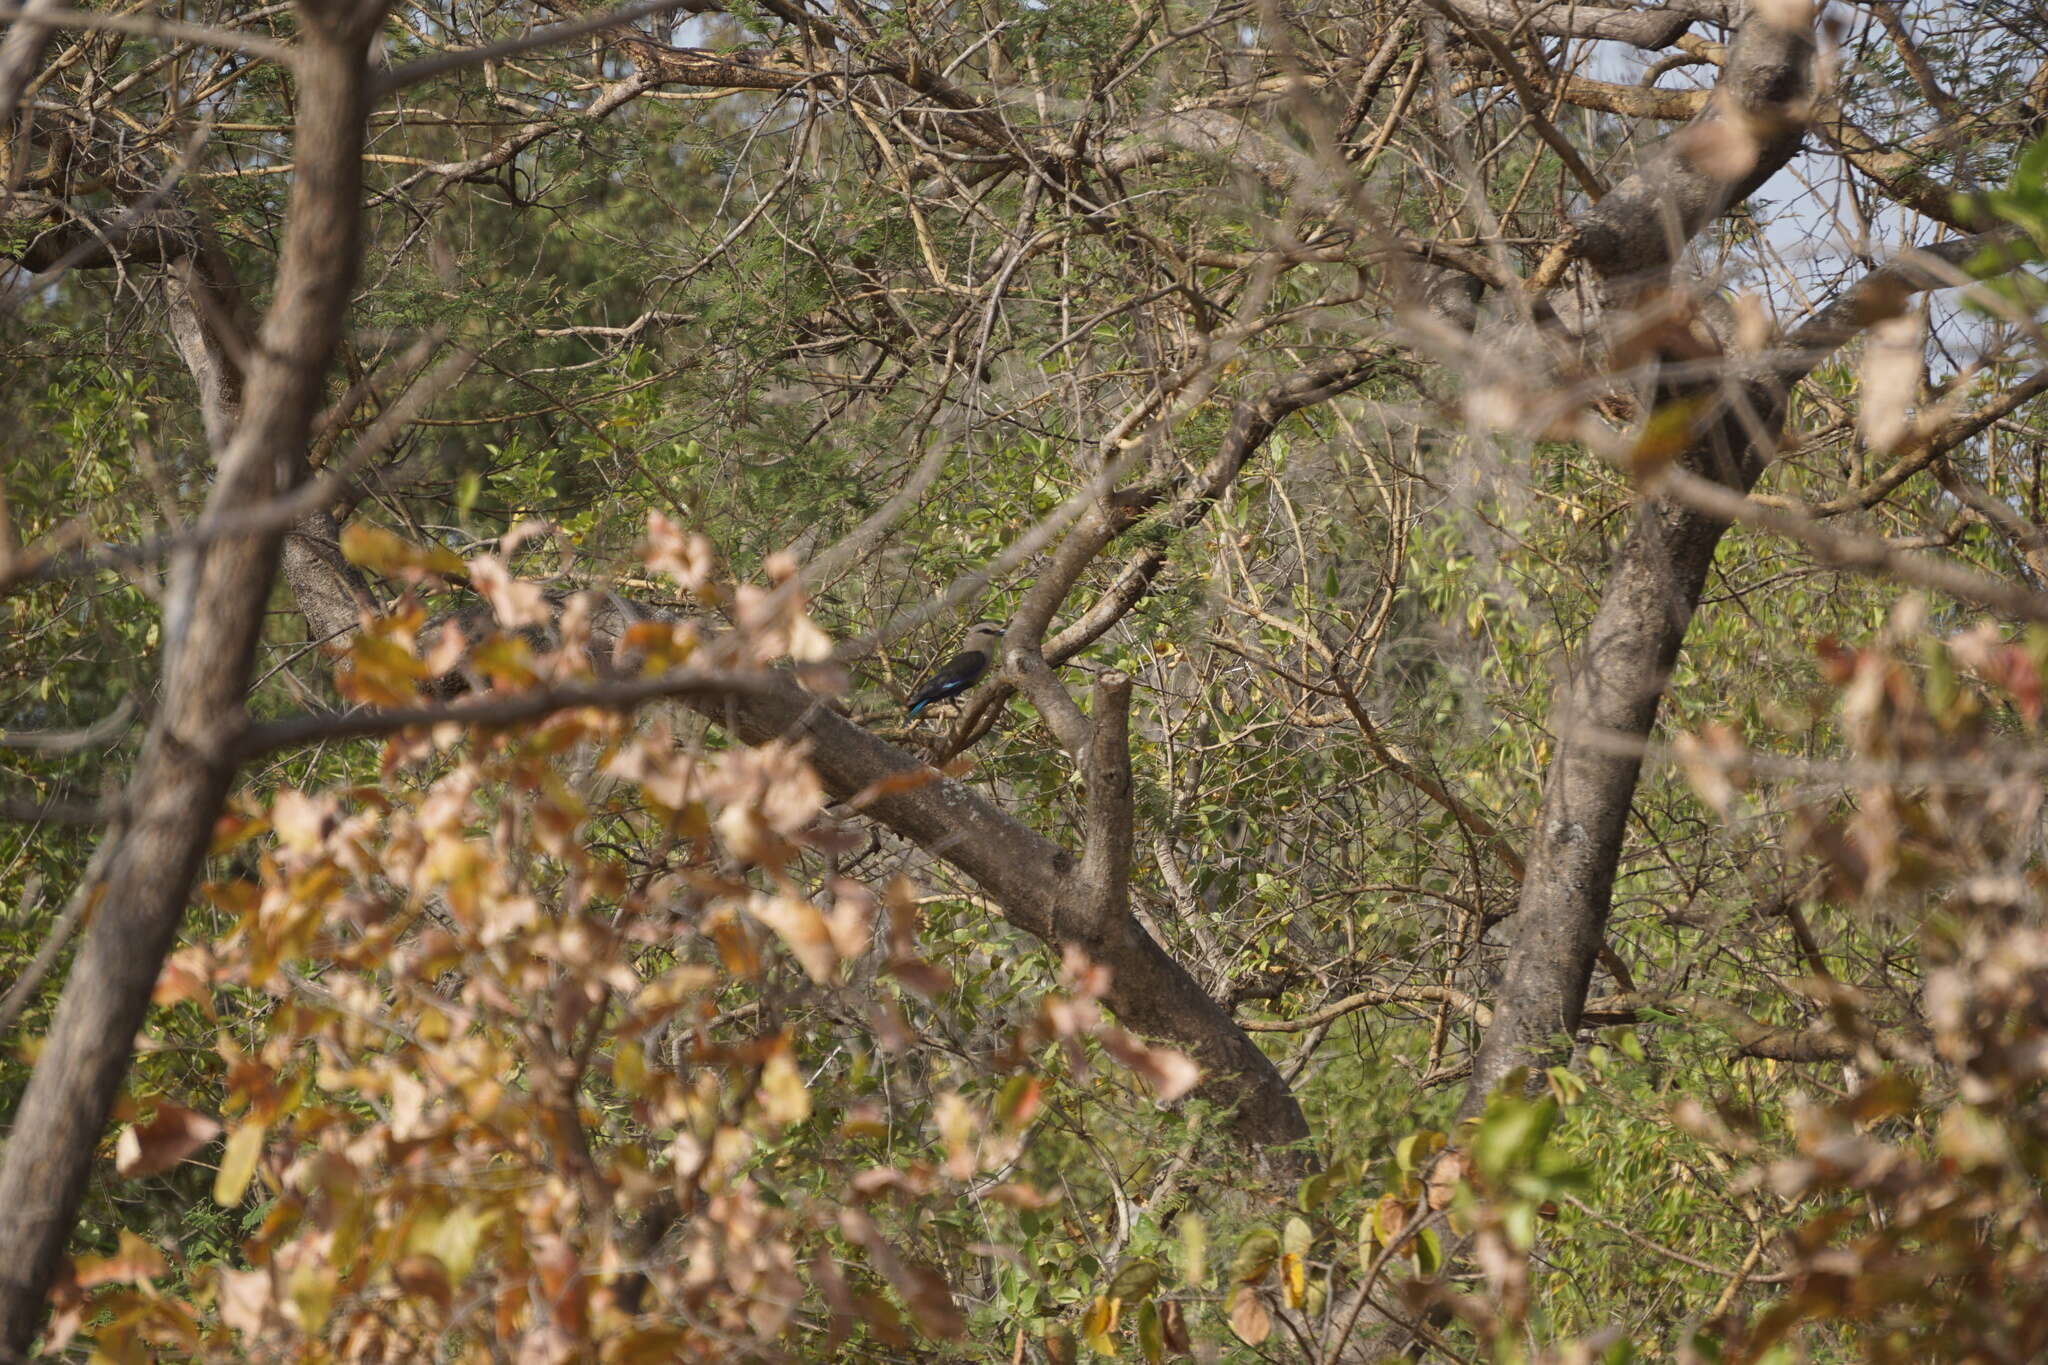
[1075, 673, 1135, 936]
[681, 669, 1312, 1158]
[1655, 466, 2048, 625]
[233, 668, 781, 760]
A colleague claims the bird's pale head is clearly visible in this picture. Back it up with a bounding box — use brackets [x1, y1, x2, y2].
[964, 621, 1007, 648]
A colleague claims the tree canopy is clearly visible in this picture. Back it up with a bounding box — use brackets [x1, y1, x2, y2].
[4, 0, 2048, 1360]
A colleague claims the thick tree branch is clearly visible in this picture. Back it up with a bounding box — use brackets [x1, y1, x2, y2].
[1582, 990, 1926, 1064]
[1435, 0, 1695, 50]
[1075, 673, 1135, 936]
[1453, 8, 2018, 1119]
[1656, 467, 2048, 625]
[1460, 232, 2030, 1115]
[0, 0, 63, 129]
[1549, 10, 1815, 289]
[682, 670, 1312, 1157]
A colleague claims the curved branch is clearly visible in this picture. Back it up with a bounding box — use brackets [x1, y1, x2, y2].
[682, 669, 1312, 1158]
[1242, 984, 1494, 1033]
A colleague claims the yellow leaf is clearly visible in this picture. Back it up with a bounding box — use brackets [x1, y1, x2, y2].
[213, 1121, 265, 1206]
[614, 1041, 648, 1097]
[339, 523, 465, 578]
[1080, 1295, 1119, 1355]
[1179, 1214, 1208, 1287]
[1280, 1252, 1306, 1309]
[286, 1256, 335, 1333]
[1628, 397, 1706, 478]
[409, 1203, 498, 1282]
[756, 1051, 811, 1126]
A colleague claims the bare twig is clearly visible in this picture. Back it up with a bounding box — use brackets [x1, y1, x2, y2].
[0, 697, 136, 754]
[1656, 467, 2048, 627]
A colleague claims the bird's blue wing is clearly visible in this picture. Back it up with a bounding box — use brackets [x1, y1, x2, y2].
[905, 649, 990, 716]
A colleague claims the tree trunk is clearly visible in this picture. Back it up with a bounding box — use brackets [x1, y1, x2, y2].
[1462, 420, 1764, 1110]
[0, 5, 387, 1350]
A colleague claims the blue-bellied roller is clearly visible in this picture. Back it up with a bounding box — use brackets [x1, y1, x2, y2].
[905, 621, 1005, 718]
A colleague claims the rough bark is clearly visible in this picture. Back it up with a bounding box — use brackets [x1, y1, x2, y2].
[1435, 0, 1697, 51]
[1460, 418, 1761, 1113]
[1461, 230, 1994, 1116]
[1459, 6, 1818, 1116]
[1559, 12, 1816, 287]
[689, 669, 1312, 1156]
[0, 4, 387, 1351]
[163, 219, 377, 645]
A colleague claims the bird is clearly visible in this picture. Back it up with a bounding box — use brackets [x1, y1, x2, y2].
[904, 621, 1005, 719]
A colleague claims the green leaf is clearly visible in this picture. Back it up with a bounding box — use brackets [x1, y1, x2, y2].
[1135, 1299, 1165, 1365]
[1411, 1226, 1442, 1275]
[1230, 1228, 1280, 1284]
[1395, 1128, 1446, 1177]
[1472, 1094, 1560, 1182]
[1107, 1259, 1161, 1303]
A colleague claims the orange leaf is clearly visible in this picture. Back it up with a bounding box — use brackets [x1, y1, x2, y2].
[74, 1230, 166, 1288]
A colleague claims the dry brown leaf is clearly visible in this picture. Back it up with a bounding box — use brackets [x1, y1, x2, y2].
[1732, 292, 1772, 353]
[1099, 1028, 1202, 1103]
[886, 958, 956, 1000]
[392, 1255, 453, 1312]
[984, 1181, 1061, 1210]
[1754, 0, 1816, 30]
[73, 1229, 167, 1288]
[467, 553, 550, 629]
[644, 511, 717, 590]
[114, 1101, 222, 1179]
[1678, 114, 1761, 180]
[1227, 1284, 1272, 1345]
[1427, 1149, 1472, 1210]
[746, 892, 840, 983]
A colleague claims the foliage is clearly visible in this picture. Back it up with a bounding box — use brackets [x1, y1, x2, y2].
[3, 0, 2048, 1362]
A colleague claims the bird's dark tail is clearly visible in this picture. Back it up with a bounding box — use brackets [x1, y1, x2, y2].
[906, 698, 930, 718]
